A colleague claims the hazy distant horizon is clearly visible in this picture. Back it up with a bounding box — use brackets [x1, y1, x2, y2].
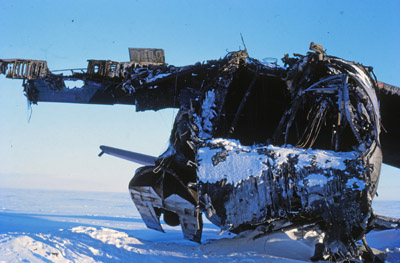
[1, 163, 399, 200]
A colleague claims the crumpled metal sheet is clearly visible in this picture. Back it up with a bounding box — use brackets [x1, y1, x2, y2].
[0, 59, 48, 79]
[197, 138, 381, 254]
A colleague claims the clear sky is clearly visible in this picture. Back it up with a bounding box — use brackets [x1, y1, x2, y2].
[0, 0, 399, 199]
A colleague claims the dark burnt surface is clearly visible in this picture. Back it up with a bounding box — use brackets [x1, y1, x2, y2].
[379, 90, 400, 168]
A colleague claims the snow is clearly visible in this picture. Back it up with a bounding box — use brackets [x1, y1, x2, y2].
[300, 173, 330, 187]
[145, 73, 171, 83]
[346, 177, 366, 190]
[64, 80, 85, 89]
[196, 90, 217, 139]
[197, 139, 359, 185]
[1, 188, 399, 263]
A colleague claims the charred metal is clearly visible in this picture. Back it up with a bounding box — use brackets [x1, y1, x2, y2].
[0, 59, 48, 79]
[2, 44, 399, 262]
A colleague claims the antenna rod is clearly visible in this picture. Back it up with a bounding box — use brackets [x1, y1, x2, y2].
[240, 33, 247, 52]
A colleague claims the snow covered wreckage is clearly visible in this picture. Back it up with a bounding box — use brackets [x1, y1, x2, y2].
[1, 43, 399, 261]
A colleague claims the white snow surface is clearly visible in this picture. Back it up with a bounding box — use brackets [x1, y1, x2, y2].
[197, 139, 359, 186]
[0, 188, 399, 263]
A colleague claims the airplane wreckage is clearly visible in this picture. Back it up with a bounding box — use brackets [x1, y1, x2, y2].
[1, 43, 400, 262]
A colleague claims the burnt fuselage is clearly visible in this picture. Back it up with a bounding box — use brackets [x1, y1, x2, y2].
[128, 50, 383, 258]
[1, 46, 398, 261]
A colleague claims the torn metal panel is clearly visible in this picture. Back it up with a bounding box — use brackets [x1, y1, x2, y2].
[86, 60, 123, 78]
[129, 166, 202, 242]
[0, 59, 48, 79]
[378, 81, 400, 96]
[370, 214, 400, 230]
[129, 48, 165, 65]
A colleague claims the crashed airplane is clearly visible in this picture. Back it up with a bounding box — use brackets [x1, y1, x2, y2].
[1, 43, 399, 262]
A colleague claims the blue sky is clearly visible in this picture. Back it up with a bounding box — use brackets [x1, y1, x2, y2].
[0, 0, 399, 199]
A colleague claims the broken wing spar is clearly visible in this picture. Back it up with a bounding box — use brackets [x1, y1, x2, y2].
[98, 145, 156, 166]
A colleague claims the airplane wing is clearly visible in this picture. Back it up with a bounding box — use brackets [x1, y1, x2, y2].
[378, 81, 400, 169]
[0, 55, 216, 112]
[98, 145, 156, 166]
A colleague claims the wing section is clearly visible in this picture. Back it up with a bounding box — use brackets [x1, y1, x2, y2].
[99, 145, 156, 166]
[0, 51, 207, 112]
